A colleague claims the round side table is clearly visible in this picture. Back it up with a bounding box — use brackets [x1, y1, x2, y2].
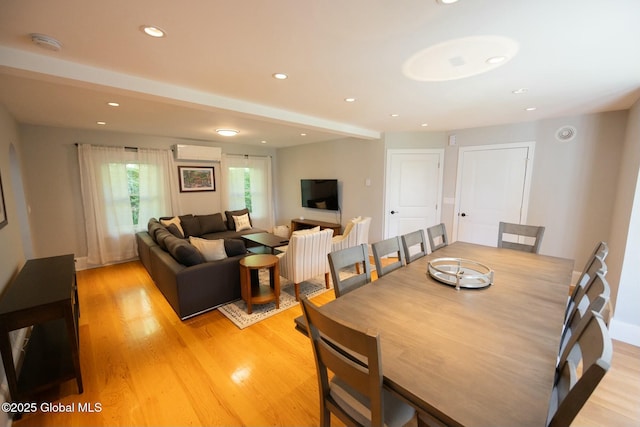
[239, 254, 281, 314]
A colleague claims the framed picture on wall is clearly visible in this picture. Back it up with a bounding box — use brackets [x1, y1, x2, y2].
[0, 171, 7, 229]
[178, 166, 215, 192]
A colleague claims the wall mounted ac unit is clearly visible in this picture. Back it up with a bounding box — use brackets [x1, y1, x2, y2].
[173, 144, 222, 162]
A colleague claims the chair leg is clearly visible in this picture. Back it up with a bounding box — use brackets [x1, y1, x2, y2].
[295, 283, 300, 301]
[355, 262, 361, 274]
[324, 273, 330, 289]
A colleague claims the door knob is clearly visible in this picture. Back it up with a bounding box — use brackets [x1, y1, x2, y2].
[460, 212, 467, 217]
[391, 210, 399, 214]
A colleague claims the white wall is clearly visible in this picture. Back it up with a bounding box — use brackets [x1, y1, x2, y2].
[18, 124, 276, 260]
[441, 112, 626, 265]
[275, 137, 385, 241]
[608, 100, 640, 345]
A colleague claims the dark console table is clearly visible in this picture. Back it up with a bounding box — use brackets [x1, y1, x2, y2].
[0, 254, 82, 415]
[290, 218, 341, 236]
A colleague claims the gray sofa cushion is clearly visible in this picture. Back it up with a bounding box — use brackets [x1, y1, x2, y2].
[166, 223, 184, 238]
[148, 218, 165, 242]
[180, 215, 202, 237]
[165, 234, 205, 266]
[155, 227, 174, 250]
[224, 239, 247, 257]
[199, 213, 227, 234]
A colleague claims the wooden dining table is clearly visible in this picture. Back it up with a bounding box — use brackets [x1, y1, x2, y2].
[319, 241, 573, 427]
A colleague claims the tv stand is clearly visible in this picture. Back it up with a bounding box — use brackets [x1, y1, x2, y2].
[290, 218, 341, 236]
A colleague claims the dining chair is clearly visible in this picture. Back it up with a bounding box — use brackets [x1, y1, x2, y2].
[572, 243, 608, 292]
[401, 229, 428, 263]
[547, 311, 612, 427]
[371, 236, 405, 277]
[564, 255, 607, 325]
[329, 244, 372, 298]
[497, 221, 545, 253]
[426, 223, 449, 252]
[299, 296, 416, 427]
[559, 271, 611, 363]
[295, 244, 372, 336]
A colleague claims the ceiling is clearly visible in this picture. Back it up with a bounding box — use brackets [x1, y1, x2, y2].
[1, 0, 639, 148]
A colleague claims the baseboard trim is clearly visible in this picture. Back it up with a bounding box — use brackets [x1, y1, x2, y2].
[610, 317, 640, 347]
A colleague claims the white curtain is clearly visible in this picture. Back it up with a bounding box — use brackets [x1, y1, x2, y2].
[78, 144, 180, 266]
[221, 154, 274, 231]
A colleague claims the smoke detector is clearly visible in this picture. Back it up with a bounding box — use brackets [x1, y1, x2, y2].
[555, 126, 577, 142]
[30, 33, 62, 51]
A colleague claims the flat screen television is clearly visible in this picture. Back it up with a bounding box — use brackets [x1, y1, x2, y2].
[301, 179, 339, 211]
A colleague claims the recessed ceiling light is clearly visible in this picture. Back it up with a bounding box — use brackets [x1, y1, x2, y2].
[300, 133, 307, 136]
[261, 140, 267, 144]
[486, 56, 507, 64]
[141, 25, 166, 38]
[437, 0, 459, 4]
[97, 121, 106, 125]
[421, 123, 429, 127]
[344, 97, 356, 102]
[273, 73, 288, 80]
[512, 88, 528, 94]
[390, 114, 399, 117]
[107, 102, 120, 107]
[216, 129, 239, 136]
[525, 107, 537, 111]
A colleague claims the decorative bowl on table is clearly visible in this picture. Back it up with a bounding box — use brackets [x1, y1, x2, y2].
[428, 257, 493, 290]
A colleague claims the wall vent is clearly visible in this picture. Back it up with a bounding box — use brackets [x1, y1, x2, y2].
[555, 126, 577, 142]
[173, 144, 221, 162]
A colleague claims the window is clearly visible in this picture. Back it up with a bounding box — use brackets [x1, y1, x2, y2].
[222, 155, 274, 231]
[79, 145, 177, 266]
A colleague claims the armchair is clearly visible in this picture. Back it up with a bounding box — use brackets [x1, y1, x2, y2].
[278, 228, 334, 301]
[331, 216, 371, 252]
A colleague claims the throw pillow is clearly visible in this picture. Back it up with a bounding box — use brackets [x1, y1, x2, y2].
[198, 213, 227, 234]
[225, 208, 251, 230]
[292, 226, 321, 236]
[224, 239, 247, 257]
[154, 227, 173, 250]
[233, 213, 252, 232]
[189, 237, 228, 261]
[180, 215, 202, 237]
[160, 216, 184, 238]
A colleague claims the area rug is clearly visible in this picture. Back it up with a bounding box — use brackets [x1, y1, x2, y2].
[217, 274, 334, 329]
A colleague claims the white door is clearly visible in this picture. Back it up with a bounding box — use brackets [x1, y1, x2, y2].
[453, 142, 534, 246]
[385, 149, 444, 239]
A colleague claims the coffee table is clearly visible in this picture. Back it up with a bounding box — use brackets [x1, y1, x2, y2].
[239, 254, 280, 314]
[242, 232, 289, 254]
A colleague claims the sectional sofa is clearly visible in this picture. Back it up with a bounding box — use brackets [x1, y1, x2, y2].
[136, 209, 265, 319]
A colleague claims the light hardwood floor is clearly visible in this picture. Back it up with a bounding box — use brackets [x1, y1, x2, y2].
[14, 261, 640, 426]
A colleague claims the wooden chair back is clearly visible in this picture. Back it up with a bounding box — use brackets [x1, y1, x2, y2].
[329, 244, 372, 298]
[426, 223, 449, 252]
[565, 255, 607, 324]
[548, 312, 612, 427]
[497, 221, 545, 253]
[401, 229, 428, 263]
[300, 296, 385, 426]
[372, 236, 405, 277]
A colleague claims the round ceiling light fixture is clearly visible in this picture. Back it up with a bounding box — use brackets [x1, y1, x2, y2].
[141, 25, 166, 38]
[436, 0, 459, 4]
[216, 129, 239, 137]
[403, 35, 518, 82]
[30, 33, 62, 51]
[272, 73, 288, 80]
